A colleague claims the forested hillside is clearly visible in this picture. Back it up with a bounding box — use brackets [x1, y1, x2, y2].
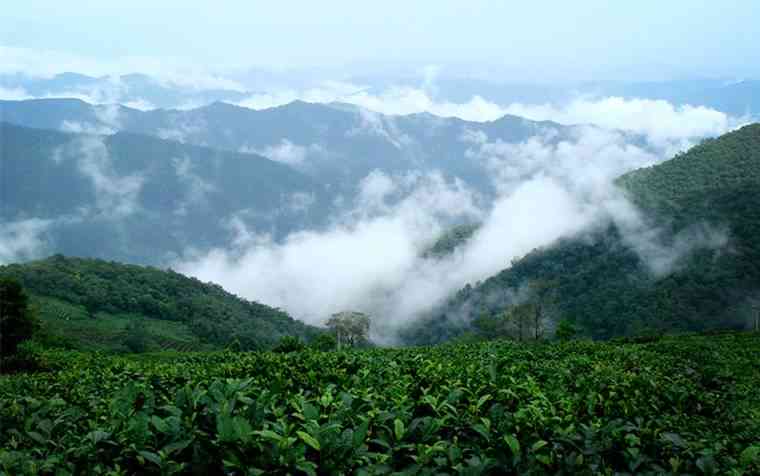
[1, 122, 329, 264]
[0, 256, 321, 352]
[403, 124, 760, 344]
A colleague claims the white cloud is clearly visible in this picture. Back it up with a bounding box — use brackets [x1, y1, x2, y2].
[0, 86, 32, 100]
[176, 124, 730, 341]
[53, 136, 145, 218]
[243, 139, 324, 167]
[503, 96, 748, 152]
[235, 83, 746, 159]
[172, 156, 215, 216]
[0, 218, 53, 264]
[0, 45, 246, 91]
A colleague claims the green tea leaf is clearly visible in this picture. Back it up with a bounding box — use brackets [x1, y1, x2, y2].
[297, 431, 321, 451]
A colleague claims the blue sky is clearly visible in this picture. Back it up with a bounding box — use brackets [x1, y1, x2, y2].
[3, 0, 760, 80]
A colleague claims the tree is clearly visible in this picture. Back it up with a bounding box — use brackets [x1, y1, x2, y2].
[124, 320, 149, 353]
[0, 278, 40, 356]
[555, 319, 578, 341]
[310, 333, 337, 351]
[503, 303, 535, 342]
[272, 335, 305, 353]
[326, 311, 371, 349]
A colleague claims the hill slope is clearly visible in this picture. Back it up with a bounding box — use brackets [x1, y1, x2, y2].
[402, 124, 760, 343]
[0, 122, 330, 264]
[0, 255, 320, 351]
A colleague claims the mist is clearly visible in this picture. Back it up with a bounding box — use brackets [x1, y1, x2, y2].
[174, 103, 734, 339]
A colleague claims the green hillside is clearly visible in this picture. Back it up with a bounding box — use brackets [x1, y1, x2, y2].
[0, 255, 321, 352]
[403, 124, 760, 344]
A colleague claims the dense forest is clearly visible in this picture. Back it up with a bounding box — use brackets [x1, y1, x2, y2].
[0, 256, 321, 352]
[402, 124, 760, 344]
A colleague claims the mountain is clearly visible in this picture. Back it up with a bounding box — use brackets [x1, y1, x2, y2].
[1, 122, 330, 264]
[0, 72, 250, 109]
[0, 98, 572, 197]
[402, 123, 760, 344]
[0, 255, 320, 352]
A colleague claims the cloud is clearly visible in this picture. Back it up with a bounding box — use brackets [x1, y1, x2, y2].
[284, 192, 316, 213]
[175, 171, 481, 330]
[502, 96, 748, 153]
[0, 218, 53, 264]
[172, 156, 215, 216]
[347, 108, 413, 149]
[242, 139, 324, 167]
[53, 136, 145, 218]
[176, 124, 730, 341]
[0, 86, 32, 100]
[235, 83, 746, 159]
[0, 45, 246, 91]
[236, 82, 509, 122]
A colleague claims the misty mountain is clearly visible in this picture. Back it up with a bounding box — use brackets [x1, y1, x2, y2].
[402, 123, 760, 344]
[0, 72, 250, 109]
[0, 255, 320, 351]
[1, 122, 330, 264]
[0, 97, 572, 197]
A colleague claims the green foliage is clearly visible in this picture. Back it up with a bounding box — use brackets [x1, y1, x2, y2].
[0, 256, 320, 352]
[555, 319, 578, 341]
[0, 333, 758, 474]
[309, 333, 337, 351]
[124, 320, 149, 353]
[422, 223, 480, 259]
[0, 278, 40, 356]
[272, 336, 306, 353]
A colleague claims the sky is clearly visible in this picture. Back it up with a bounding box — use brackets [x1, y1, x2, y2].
[3, 0, 760, 81]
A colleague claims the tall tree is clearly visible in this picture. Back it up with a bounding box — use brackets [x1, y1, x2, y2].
[0, 278, 40, 356]
[326, 311, 371, 349]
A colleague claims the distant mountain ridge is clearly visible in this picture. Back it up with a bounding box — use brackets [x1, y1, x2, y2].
[0, 97, 577, 199]
[0, 72, 250, 109]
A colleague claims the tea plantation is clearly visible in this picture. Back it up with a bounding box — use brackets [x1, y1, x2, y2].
[1, 333, 759, 475]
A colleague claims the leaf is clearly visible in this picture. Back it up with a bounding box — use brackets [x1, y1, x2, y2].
[27, 431, 47, 445]
[353, 420, 369, 448]
[86, 430, 111, 445]
[472, 424, 490, 441]
[216, 414, 236, 442]
[661, 432, 688, 448]
[476, 394, 491, 410]
[255, 430, 283, 442]
[504, 435, 520, 455]
[138, 450, 162, 466]
[296, 461, 318, 476]
[394, 419, 405, 441]
[302, 402, 319, 421]
[297, 431, 321, 451]
[151, 416, 168, 433]
[740, 445, 760, 466]
[233, 417, 253, 442]
[531, 440, 548, 452]
[163, 439, 192, 455]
